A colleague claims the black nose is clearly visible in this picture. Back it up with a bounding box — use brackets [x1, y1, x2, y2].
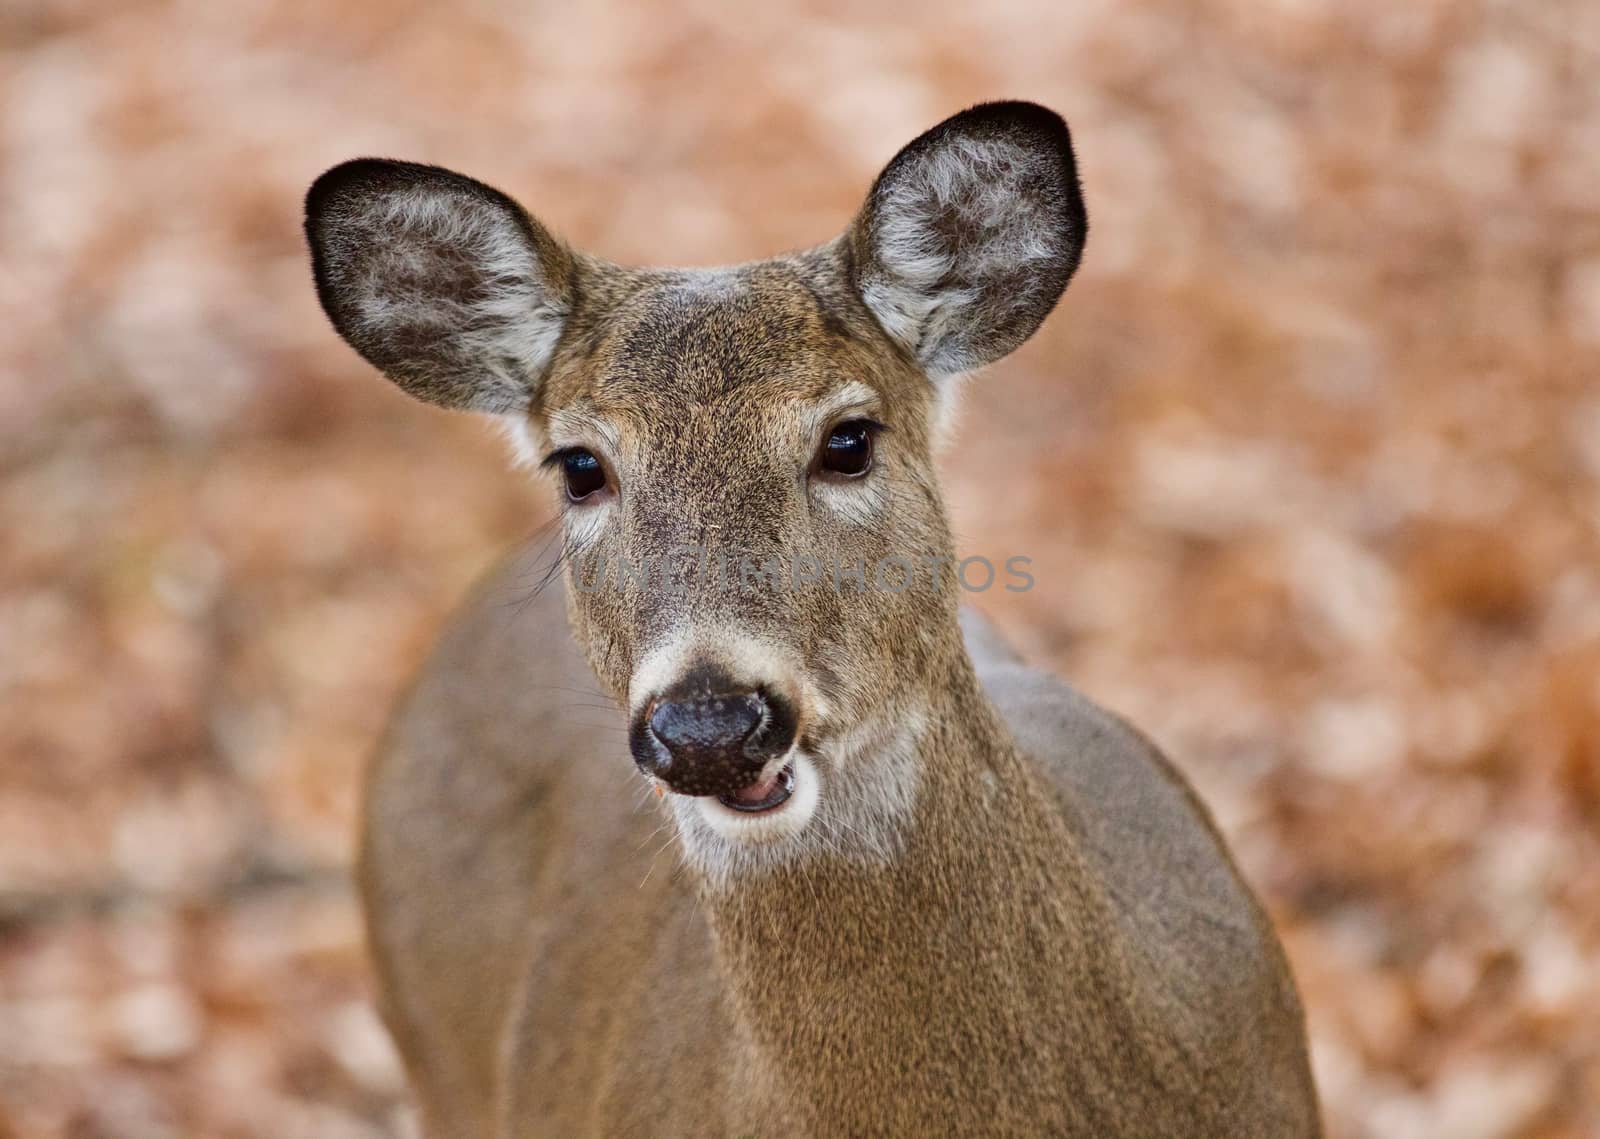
[630, 676, 798, 797]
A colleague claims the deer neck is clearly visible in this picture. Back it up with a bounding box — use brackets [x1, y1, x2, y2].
[699, 643, 1136, 1127]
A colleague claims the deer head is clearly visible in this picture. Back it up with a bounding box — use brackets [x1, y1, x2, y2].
[306, 102, 1086, 879]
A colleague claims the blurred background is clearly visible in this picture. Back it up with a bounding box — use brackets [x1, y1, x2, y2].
[2, 0, 1597, 1136]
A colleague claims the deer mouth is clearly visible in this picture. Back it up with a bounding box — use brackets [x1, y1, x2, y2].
[716, 761, 796, 813]
[688, 753, 820, 847]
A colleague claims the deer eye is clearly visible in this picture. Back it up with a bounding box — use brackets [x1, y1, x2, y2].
[559, 449, 607, 501]
[818, 419, 880, 478]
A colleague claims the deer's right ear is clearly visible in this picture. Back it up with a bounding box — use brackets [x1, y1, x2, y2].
[304, 159, 574, 413]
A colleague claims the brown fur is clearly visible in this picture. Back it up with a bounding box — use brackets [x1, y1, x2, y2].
[313, 103, 1322, 1137]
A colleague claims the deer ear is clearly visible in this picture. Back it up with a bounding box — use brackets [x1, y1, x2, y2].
[848, 102, 1087, 380]
[305, 159, 574, 412]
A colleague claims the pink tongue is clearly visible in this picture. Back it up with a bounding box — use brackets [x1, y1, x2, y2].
[733, 771, 781, 803]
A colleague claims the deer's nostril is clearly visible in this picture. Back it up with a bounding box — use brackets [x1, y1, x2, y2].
[632, 688, 798, 797]
[649, 693, 763, 755]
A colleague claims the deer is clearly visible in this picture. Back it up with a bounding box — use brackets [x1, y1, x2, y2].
[304, 102, 1322, 1138]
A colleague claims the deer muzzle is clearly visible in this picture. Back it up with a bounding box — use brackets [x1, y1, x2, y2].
[629, 671, 799, 800]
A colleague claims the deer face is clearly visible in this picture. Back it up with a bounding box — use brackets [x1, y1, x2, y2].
[306, 102, 1086, 869]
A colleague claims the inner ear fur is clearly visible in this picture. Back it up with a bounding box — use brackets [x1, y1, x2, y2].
[305, 159, 576, 412]
[848, 101, 1088, 380]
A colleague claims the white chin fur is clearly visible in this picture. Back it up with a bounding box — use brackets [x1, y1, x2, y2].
[665, 708, 923, 889]
[691, 752, 820, 846]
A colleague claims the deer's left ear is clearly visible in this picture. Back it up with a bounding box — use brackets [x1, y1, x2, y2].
[848, 101, 1087, 380]
[305, 159, 575, 413]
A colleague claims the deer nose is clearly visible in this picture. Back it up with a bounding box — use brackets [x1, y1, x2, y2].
[630, 685, 797, 797]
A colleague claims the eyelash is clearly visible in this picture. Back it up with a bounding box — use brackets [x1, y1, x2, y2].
[539, 448, 582, 473]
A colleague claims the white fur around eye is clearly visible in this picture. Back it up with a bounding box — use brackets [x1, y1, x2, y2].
[810, 465, 890, 526]
[803, 385, 892, 522]
[561, 494, 611, 554]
